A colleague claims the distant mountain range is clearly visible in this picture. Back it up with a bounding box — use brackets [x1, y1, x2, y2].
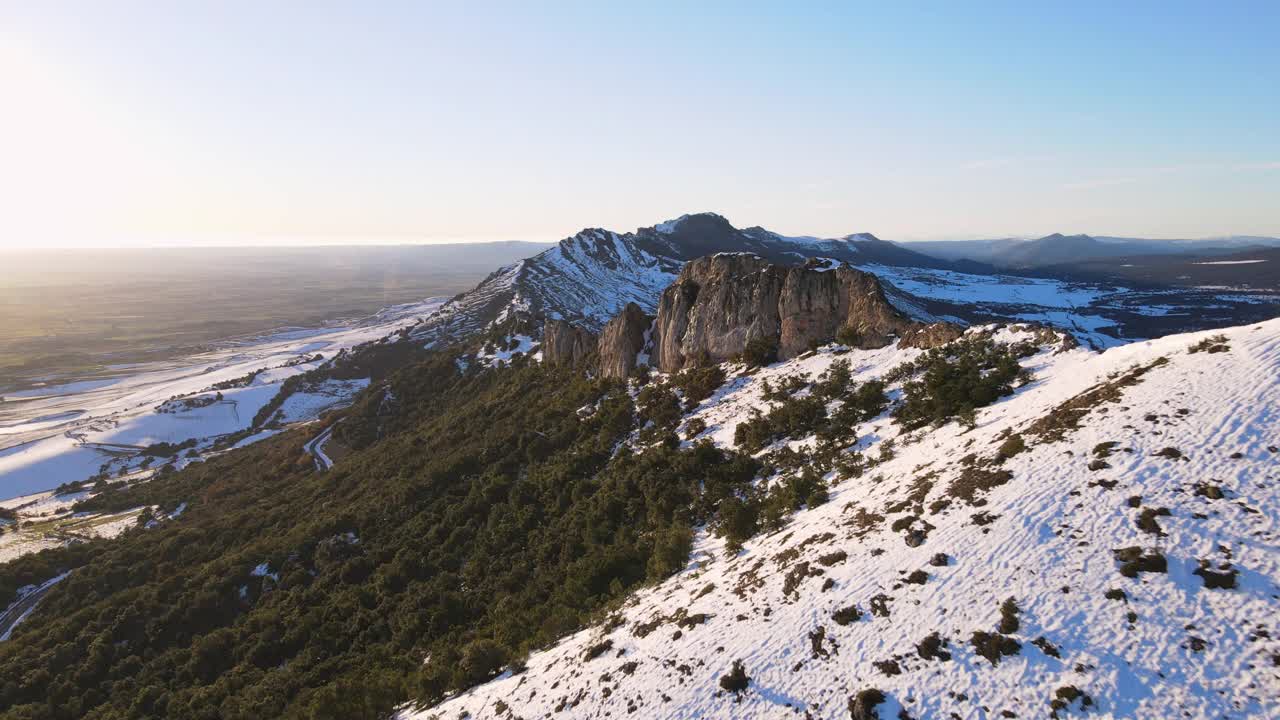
[900, 233, 1280, 268]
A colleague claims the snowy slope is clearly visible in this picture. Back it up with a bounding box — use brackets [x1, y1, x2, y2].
[405, 319, 1280, 719]
[0, 297, 447, 500]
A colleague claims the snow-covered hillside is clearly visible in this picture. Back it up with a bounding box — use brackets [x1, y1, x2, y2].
[405, 318, 1280, 719]
[0, 297, 447, 501]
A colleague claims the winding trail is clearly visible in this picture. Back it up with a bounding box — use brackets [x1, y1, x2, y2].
[303, 420, 343, 471]
[0, 572, 70, 641]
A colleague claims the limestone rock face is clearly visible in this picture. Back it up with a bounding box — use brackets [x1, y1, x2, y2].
[542, 319, 596, 367]
[597, 303, 652, 379]
[653, 255, 787, 371]
[897, 322, 965, 349]
[652, 255, 962, 371]
[777, 264, 925, 355]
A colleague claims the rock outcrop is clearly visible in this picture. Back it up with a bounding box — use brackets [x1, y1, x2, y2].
[597, 303, 652, 379]
[652, 255, 961, 371]
[897, 322, 965, 349]
[542, 319, 596, 367]
[653, 255, 787, 371]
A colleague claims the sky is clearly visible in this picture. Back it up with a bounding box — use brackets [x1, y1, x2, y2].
[0, 1, 1277, 248]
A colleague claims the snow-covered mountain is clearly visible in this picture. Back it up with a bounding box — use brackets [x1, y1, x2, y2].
[405, 318, 1280, 720]
[413, 213, 954, 343]
[415, 213, 1280, 352]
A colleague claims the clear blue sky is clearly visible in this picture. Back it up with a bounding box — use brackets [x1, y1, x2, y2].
[1, 1, 1277, 246]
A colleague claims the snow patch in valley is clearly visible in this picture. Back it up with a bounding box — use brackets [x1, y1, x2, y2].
[0, 297, 447, 501]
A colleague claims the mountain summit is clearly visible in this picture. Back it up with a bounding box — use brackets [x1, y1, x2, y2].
[412, 214, 952, 346]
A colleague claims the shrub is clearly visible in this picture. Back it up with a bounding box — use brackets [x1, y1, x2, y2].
[948, 458, 1013, 504]
[716, 496, 759, 553]
[740, 337, 778, 367]
[733, 395, 828, 453]
[833, 605, 863, 625]
[684, 417, 708, 440]
[917, 632, 951, 661]
[1194, 561, 1238, 589]
[1050, 686, 1094, 718]
[1113, 547, 1167, 577]
[893, 338, 1027, 430]
[836, 326, 862, 347]
[869, 594, 892, 617]
[998, 598, 1020, 634]
[646, 523, 693, 580]
[718, 660, 749, 695]
[971, 631, 1021, 665]
[847, 688, 886, 720]
[813, 360, 852, 400]
[1032, 636, 1061, 658]
[823, 381, 889, 441]
[672, 365, 726, 409]
[1187, 334, 1229, 354]
[455, 639, 508, 687]
[636, 385, 682, 440]
[995, 434, 1025, 460]
[1135, 507, 1170, 536]
[1193, 483, 1225, 500]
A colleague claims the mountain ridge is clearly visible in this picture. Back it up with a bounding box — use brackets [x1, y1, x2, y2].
[902, 232, 1280, 268]
[411, 213, 958, 347]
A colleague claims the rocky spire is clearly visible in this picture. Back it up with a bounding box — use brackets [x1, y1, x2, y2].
[597, 303, 652, 379]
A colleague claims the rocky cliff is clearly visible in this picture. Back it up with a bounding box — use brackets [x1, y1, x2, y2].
[597, 303, 652, 379]
[652, 255, 959, 371]
[410, 213, 953, 348]
[542, 319, 597, 367]
[652, 255, 786, 371]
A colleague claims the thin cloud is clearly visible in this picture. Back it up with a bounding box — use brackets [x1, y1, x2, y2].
[962, 157, 1020, 170]
[961, 155, 1056, 171]
[1061, 177, 1139, 191]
